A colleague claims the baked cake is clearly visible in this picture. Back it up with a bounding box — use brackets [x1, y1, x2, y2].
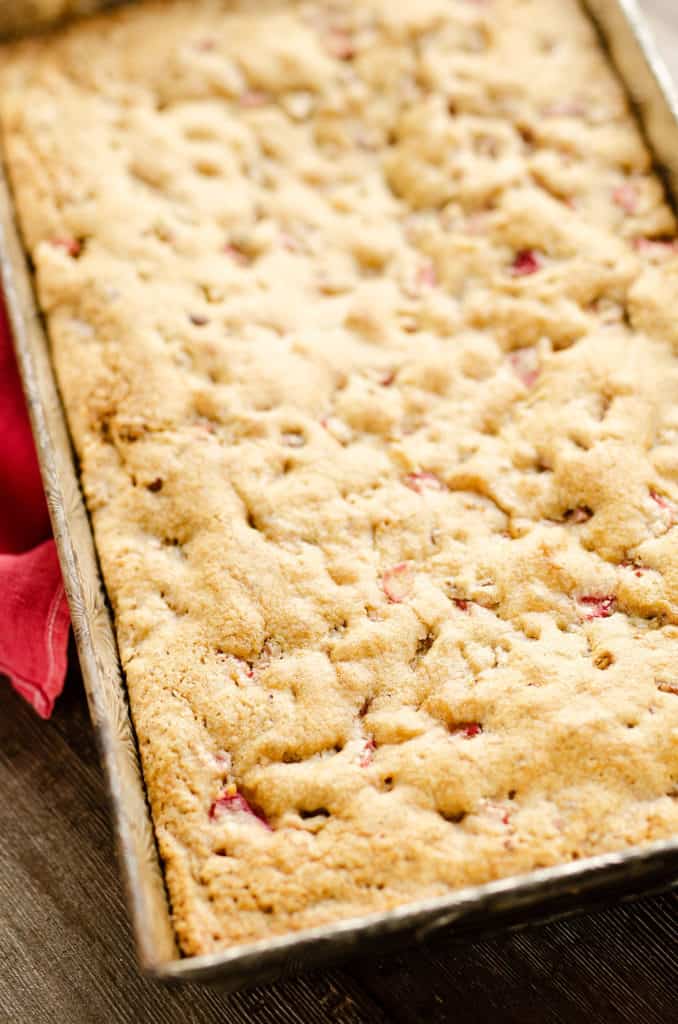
[2, 0, 678, 956]
[0, 0, 113, 37]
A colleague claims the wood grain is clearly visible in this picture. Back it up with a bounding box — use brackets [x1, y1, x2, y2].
[1, 2, 677, 1021]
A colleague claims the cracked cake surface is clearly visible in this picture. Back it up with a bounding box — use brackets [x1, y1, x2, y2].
[2, 0, 678, 955]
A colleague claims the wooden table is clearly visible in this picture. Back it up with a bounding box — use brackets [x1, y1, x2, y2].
[2, 2, 677, 1021]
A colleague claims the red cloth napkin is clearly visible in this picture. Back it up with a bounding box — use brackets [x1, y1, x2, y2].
[0, 295, 70, 718]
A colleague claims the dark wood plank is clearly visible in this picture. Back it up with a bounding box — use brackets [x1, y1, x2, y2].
[351, 894, 678, 1024]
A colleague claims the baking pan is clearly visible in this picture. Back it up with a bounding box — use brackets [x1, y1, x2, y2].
[1, 0, 677, 991]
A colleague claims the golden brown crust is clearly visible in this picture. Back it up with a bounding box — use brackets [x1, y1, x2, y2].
[2, 0, 678, 956]
[0, 0, 117, 37]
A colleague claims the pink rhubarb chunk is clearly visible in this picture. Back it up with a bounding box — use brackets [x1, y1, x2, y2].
[565, 506, 593, 524]
[509, 348, 540, 388]
[209, 790, 271, 829]
[579, 595, 616, 620]
[231, 658, 255, 685]
[621, 560, 647, 579]
[403, 472, 444, 494]
[382, 562, 414, 603]
[417, 263, 437, 289]
[223, 243, 249, 265]
[650, 489, 677, 516]
[360, 738, 376, 767]
[450, 722, 483, 739]
[510, 249, 542, 276]
[240, 90, 268, 108]
[326, 29, 355, 60]
[613, 183, 638, 214]
[634, 237, 678, 257]
[50, 236, 81, 257]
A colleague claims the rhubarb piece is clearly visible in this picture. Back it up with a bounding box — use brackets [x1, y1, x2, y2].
[360, 737, 376, 767]
[510, 249, 542, 276]
[564, 506, 593, 524]
[633, 237, 678, 259]
[239, 90, 268, 108]
[509, 348, 540, 388]
[579, 595, 616, 620]
[416, 263, 437, 289]
[230, 657, 255, 685]
[49, 236, 81, 257]
[209, 789, 271, 829]
[382, 562, 414, 603]
[223, 243, 249, 265]
[326, 29, 355, 60]
[450, 722, 483, 738]
[650, 489, 677, 516]
[620, 560, 647, 578]
[649, 489, 677, 534]
[403, 471, 444, 494]
[613, 183, 638, 214]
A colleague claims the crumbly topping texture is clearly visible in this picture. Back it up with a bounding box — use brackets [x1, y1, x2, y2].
[2, 0, 678, 956]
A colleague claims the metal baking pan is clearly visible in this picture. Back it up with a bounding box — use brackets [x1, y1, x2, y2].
[1, 0, 677, 991]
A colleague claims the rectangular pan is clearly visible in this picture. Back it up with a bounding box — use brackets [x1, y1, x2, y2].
[1, 0, 677, 991]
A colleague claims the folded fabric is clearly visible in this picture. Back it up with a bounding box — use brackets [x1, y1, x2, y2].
[0, 294, 70, 717]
